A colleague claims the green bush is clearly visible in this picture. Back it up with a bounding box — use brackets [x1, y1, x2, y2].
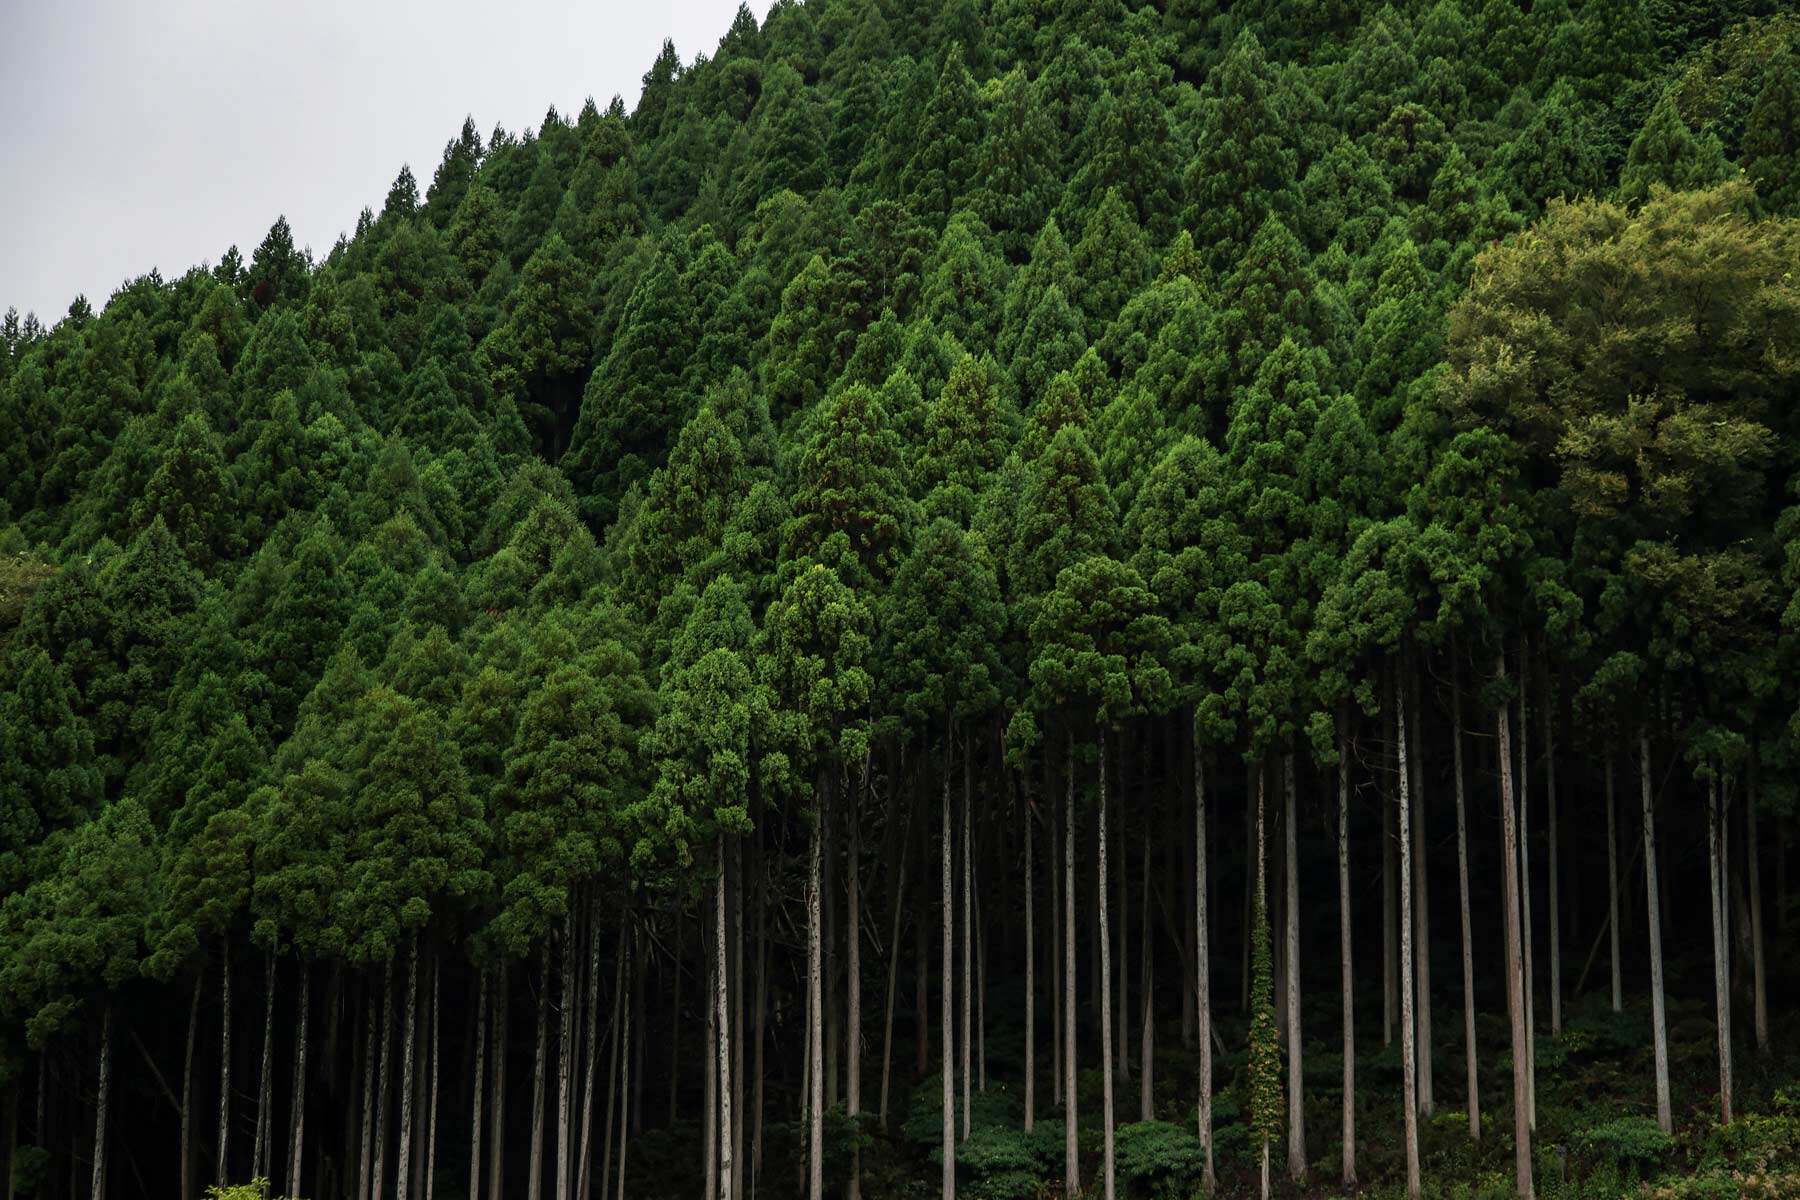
[1114, 1120, 1209, 1199]
[1572, 1115, 1675, 1169]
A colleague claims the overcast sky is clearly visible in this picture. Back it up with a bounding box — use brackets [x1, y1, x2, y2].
[0, 0, 747, 322]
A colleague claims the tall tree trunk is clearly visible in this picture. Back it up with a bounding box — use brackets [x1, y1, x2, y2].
[255, 954, 275, 1181]
[1451, 667, 1479, 1143]
[290, 963, 311, 1200]
[1283, 752, 1305, 1182]
[1607, 757, 1622, 1014]
[1410, 671, 1433, 1120]
[703, 897, 717, 1200]
[426, 955, 441, 1200]
[1196, 731, 1215, 1193]
[1099, 728, 1117, 1200]
[732, 837, 745, 1200]
[555, 910, 576, 1200]
[1118, 749, 1130, 1087]
[846, 781, 861, 1200]
[668, 914, 682, 1130]
[1024, 770, 1036, 1134]
[600, 933, 623, 1200]
[719, 835, 737, 1200]
[182, 976, 201, 1200]
[1051, 757, 1063, 1112]
[614, 926, 632, 1200]
[1397, 674, 1422, 1200]
[941, 735, 957, 1200]
[1748, 774, 1768, 1054]
[2, 1078, 13, 1200]
[1543, 672, 1561, 1037]
[1064, 733, 1079, 1199]
[1517, 651, 1536, 1130]
[1640, 733, 1671, 1134]
[1140, 820, 1153, 1123]
[398, 940, 419, 1200]
[753, 853, 768, 1195]
[1706, 779, 1733, 1123]
[1337, 712, 1356, 1187]
[470, 968, 487, 1200]
[360, 977, 377, 1200]
[375, 957, 396, 1200]
[809, 773, 826, 1200]
[1497, 657, 1534, 1197]
[961, 741, 973, 1143]
[218, 940, 231, 1188]
[527, 946, 549, 1200]
[577, 904, 601, 1200]
[1383, 765, 1396, 1049]
[91, 1006, 112, 1200]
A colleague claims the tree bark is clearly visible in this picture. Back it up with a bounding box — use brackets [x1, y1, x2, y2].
[614, 926, 632, 1200]
[555, 910, 575, 1200]
[492, 959, 510, 1200]
[719, 835, 737, 1200]
[1063, 733, 1079, 1198]
[426, 955, 441, 1200]
[181, 975, 201, 1200]
[470, 968, 487, 1200]
[1283, 751, 1305, 1182]
[961, 740, 973, 1143]
[600, 934, 622, 1200]
[1640, 733, 1671, 1134]
[1411, 670, 1433, 1120]
[527, 946, 549, 1200]
[1606, 756, 1622, 1014]
[1498, 657, 1534, 1197]
[753, 852, 768, 1195]
[1051, 755, 1063, 1112]
[1517, 651, 1536, 1130]
[846, 779, 861, 1200]
[1140, 819, 1153, 1122]
[1543, 671, 1561, 1037]
[1196, 731, 1215, 1193]
[92, 1006, 112, 1200]
[1383, 759, 1396, 1049]
[1099, 727, 1117, 1200]
[941, 735, 957, 1200]
[1452, 667, 1479, 1143]
[1706, 778, 1733, 1124]
[375, 957, 396, 1200]
[577, 903, 601, 1200]
[360, 977, 377, 1200]
[668, 914, 682, 1131]
[218, 940, 231, 1188]
[1398, 674, 1422, 1200]
[398, 940, 419, 1200]
[1023, 767, 1036, 1134]
[1748, 772, 1768, 1054]
[732, 836, 745, 1200]
[291, 963, 312, 1200]
[809, 773, 826, 1200]
[1337, 712, 1356, 1187]
[255, 954, 275, 1181]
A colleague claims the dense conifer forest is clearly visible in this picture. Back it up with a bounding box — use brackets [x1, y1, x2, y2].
[4, 1, 1800, 1197]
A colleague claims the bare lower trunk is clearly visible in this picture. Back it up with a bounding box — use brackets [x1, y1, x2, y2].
[615, 927, 633, 1200]
[291, 963, 312, 1200]
[1517, 655, 1535, 1131]
[1498, 657, 1534, 1198]
[753, 857, 768, 1194]
[1383, 773, 1396, 1048]
[577, 903, 602, 1200]
[1606, 757, 1621, 1014]
[961, 744, 973, 1144]
[1063, 733, 1079, 1199]
[1748, 777, 1768, 1053]
[600, 935, 623, 1198]
[92, 1006, 112, 1200]
[1452, 670, 1479, 1143]
[1410, 673, 1433, 1120]
[556, 910, 575, 1200]
[218, 940, 232, 1187]
[426, 956, 441, 1200]
[1284, 752, 1304, 1182]
[809, 776, 826, 1200]
[846, 790, 861, 1200]
[182, 976, 201, 1200]
[941, 739, 957, 1200]
[1543, 676, 1561, 1037]
[1052, 765, 1063, 1112]
[360, 978, 377, 1200]
[1023, 777, 1036, 1134]
[1099, 728, 1117, 1200]
[1337, 715, 1356, 1187]
[528, 947, 549, 1200]
[1706, 779, 1733, 1123]
[375, 957, 396, 1200]
[719, 836, 737, 1200]
[1641, 733, 1671, 1134]
[1140, 821, 1153, 1122]
[254, 955, 275, 1180]
[398, 940, 420, 1200]
[1398, 675, 1421, 1200]
[1196, 732, 1215, 1193]
[471, 969, 488, 1200]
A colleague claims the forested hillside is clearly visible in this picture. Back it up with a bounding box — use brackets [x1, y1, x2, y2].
[4, 1, 1800, 1198]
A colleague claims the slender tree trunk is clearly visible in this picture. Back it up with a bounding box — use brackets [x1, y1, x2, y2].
[719, 835, 737, 1200]
[218, 940, 231, 1188]
[1640, 733, 1671, 1134]
[1607, 757, 1622, 1014]
[961, 742, 973, 1143]
[668, 914, 682, 1131]
[527, 947, 549, 1200]
[1099, 728, 1117, 1200]
[1196, 731, 1215, 1193]
[1383, 768, 1396, 1049]
[555, 911, 576, 1200]
[1410, 672, 1433, 1120]
[809, 773, 826, 1200]
[291, 963, 311, 1200]
[1337, 713, 1356, 1187]
[600, 936, 622, 1199]
[1024, 771, 1036, 1134]
[1051, 758, 1063, 1112]
[1748, 776, 1768, 1053]
[375, 958, 397, 1200]
[1543, 674, 1561, 1037]
[91, 1006, 112, 1200]
[360, 978, 377, 1200]
[1706, 779, 1733, 1124]
[255, 954, 275, 1181]
[704, 892, 718, 1200]
[470, 969, 487, 1200]
[1498, 657, 1534, 1197]
[847, 783, 861, 1200]
[397, 941, 419, 1200]
[2, 1078, 13, 1200]
[1118, 751, 1130, 1087]
[941, 734, 957, 1200]
[753, 853, 768, 1196]
[1283, 752, 1305, 1182]
[1517, 652, 1536, 1130]
[615, 926, 632, 1200]
[732, 838, 745, 1200]
[1452, 668, 1479, 1143]
[426, 955, 441, 1200]
[181, 976, 201, 1200]
[1398, 675, 1422, 1200]
[1140, 819, 1153, 1122]
[1064, 733, 1079, 1199]
[577, 903, 601, 1200]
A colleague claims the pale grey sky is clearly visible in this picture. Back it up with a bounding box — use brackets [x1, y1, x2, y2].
[0, 0, 747, 322]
